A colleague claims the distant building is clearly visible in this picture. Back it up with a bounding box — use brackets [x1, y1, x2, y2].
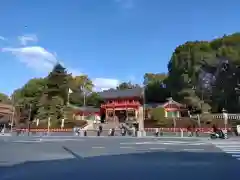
[145, 98, 188, 118]
[99, 87, 143, 123]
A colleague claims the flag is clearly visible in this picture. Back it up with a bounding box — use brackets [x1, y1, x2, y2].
[68, 88, 73, 94]
[36, 119, 39, 126]
[61, 118, 65, 128]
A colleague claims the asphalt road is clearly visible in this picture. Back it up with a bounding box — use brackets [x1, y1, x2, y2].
[0, 137, 240, 180]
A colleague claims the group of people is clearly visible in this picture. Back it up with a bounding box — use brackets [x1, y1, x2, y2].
[73, 123, 138, 137]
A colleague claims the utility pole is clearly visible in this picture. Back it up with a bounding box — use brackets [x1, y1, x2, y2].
[28, 104, 32, 136]
[81, 81, 87, 120]
[82, 81, 87, 107]
[10, 95, 15, 133]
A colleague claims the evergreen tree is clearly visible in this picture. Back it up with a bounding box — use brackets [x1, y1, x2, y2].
[45, 63, 69, 104]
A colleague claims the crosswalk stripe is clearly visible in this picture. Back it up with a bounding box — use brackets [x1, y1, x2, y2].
[120, 140, 208, 146]
[232, 154, 240, 157]
[225, 151, 240, 154]
[212, 141, 240, 161]
[216, 145, 240, 148]
[220, 148, 240, 151]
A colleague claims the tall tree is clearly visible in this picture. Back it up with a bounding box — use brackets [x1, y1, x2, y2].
[11, 78, 47, 123]
[117, 82, 140, 90]
[143, 73, 170, 103]
[0, 93, 11, 104]
[45, 63, 69, 104]
[68, 75, 93, 106]
[165, 33, 240, 113]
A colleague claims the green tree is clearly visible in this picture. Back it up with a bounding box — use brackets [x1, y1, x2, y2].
[117, 82, 140, 90]
[68, 75, 94, 106]
[45, 63, 69, 104]
[143, 73, 170, 103]
[86, 92, 103, 107]
[11, 78, 47, 123]
[165, 33, 240, 113]
[0, 93, 11, 104]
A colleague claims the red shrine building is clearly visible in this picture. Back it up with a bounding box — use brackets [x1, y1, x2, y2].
[98, 88, 187, 124]
[99, 88, 143, 123]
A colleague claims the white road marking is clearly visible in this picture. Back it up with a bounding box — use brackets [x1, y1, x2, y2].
[212, 141, 240, 161]
[215, 145, 240, 148]
[12, 140, 41, 143]
[120, 146, 134, 149]
[149, 147, 166, 150]
[120, 141, 208, 146]
[225, 151, 240, 154]
[40, 138, 85, 142]
[232, 154, 240, 157]
[92, 146, 105, 149]
[183, 149, 204, 151]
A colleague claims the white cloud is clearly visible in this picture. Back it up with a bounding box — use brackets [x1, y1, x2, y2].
[0, 36, 6, 41]
[2, 46, 57, 72]
[67, 68, 82, 77]
[18, 34, 38, 46]
[114, 0, 134, 9]
[93, 78, 120, 91]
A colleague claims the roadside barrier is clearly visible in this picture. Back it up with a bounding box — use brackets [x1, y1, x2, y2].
[13, 128, 72, 132]
[12, 127, 232, 133]
[144, 128, 232, 133]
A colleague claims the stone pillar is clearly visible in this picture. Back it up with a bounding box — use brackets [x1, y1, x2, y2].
[177, 111, 180, 118]
[135, 109, 138, 120]
[138, 106, 146, 137]
[165, 110, 168, 118]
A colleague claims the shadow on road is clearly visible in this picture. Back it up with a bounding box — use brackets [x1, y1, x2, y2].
[62, 146, 83, 160]
[0, 150, 239, 180]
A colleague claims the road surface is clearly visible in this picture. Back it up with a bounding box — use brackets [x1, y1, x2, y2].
[0, 137, 240, 180]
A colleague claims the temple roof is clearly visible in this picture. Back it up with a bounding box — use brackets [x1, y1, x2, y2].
[99, 87, 143, 99]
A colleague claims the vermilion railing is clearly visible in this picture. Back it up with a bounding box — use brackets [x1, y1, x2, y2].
[12, 127, 232, 133]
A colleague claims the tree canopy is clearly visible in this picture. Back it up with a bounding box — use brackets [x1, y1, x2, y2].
[165, 33, 240, 113]
[0, 93, 11, 104]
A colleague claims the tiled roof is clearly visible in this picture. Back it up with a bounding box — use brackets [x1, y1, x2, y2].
[99, 87, 143, 99]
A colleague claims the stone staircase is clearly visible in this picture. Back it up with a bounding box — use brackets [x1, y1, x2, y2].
[101, 122, 120, 130]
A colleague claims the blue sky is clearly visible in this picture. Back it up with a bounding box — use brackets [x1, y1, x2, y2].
[0, 0, 239, 96]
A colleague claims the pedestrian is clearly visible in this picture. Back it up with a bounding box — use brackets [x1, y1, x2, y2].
[99, 125, 102, 134]
[111, 128, 115, 136]
[108, 128, 112, 136]
[195, 129, 200, 137]
[121, 127, 125, 136]
[155, 128, 159, 137]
